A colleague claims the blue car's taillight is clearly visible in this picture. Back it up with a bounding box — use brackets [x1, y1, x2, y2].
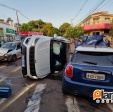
[65, 65, 73, 78]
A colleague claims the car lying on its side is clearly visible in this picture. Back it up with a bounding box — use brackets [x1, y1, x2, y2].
[0, 42, 21, 61]
[62, 35, 113, 97]
[22, 35, 69, 79]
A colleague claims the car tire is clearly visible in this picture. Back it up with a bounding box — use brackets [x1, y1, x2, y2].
[12, 55, 17, 62]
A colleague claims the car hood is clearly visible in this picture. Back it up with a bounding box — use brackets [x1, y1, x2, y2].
[0, 48, 9, 56]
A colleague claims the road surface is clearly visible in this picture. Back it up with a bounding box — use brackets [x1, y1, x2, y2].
[0, 59, 113, 112]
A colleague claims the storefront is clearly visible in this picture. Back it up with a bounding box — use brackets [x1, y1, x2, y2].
[0, 21, 16, 43]
[5, 28, 15, 42]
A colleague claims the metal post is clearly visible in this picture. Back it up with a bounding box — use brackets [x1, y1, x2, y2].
[16, 10, 20, 33]
[71, 19, 73, 27]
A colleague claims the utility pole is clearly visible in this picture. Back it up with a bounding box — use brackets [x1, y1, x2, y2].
[71, 19, 74, 27]
[16, 10, 20, 33]
[0, 4, 20, 33]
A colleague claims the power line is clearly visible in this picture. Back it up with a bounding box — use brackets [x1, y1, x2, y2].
[96, 0, 111, 11]
[102, 0, 113, 11]
[18, 11, 30, 21]
[73, 0, 89, 20]
[0, 4, 30, 21]
[71, 0, 88, 26]
[0, 4, 15, 11]
[89, 0, 106, 14]
[74, 0, 106, 25]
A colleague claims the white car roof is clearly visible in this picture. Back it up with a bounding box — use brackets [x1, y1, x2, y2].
[76, 46, 113, 52]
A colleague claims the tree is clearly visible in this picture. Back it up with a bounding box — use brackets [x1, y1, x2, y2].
[59, 23, 70, 36]
[109, 23, 113, 36]
[6, 17, 13, 23]
[42, 23, 53, 36]
[35, 19, 46, 29]
[14, 23, 21, 27]
[27, 19, 46, 32]
[20, 23, 31, 31]
[65, 26, 84, 39]
[28, 20, 37, 29]
[0, 19, 4, 21]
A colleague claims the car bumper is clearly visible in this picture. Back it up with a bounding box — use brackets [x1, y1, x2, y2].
[62, 76, 113, 96]
[0, 55, 14, 61]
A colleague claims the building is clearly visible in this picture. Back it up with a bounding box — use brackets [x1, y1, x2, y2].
[79, 11, 113, 36]
[0, 19, 16, 43]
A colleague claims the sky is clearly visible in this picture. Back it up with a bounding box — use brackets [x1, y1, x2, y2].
[0, 0, 113, 28]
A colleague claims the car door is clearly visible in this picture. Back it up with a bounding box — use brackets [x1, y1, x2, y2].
[35, 38, 51, 78]
[16, 43, 21, 58]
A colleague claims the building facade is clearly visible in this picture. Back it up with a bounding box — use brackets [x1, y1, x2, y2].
[0, 20, 16, 43]
[79, 11, 113, 36]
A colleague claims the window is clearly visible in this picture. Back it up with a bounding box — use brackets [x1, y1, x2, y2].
[73, 52, 113, 66]
[105, 17, 110, 21]
[93, 32, 100, 35]
[86, 20, 90, 24]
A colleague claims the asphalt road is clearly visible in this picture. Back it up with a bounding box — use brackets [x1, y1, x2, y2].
[0, 59, 113, 112]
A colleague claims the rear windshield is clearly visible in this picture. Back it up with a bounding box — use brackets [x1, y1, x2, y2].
[73, 51, 113, 66]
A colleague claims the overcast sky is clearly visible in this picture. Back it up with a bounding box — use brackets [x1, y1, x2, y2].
[0, 0, 113, 28]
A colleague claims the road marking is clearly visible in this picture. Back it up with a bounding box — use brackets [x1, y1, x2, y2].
[24, 84, 46, 112]
[0, 65, 6, 69]
[0, 77, 7, 83]
[107, 104, 113, 111]
[0, 98, 7, 105]
[12, 66, 21, 72]
[65, 96, 80, 112]
[0, 83, 35, 112]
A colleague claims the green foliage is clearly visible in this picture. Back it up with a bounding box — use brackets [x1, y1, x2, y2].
[20, 23, 31, 31]
[42, 23, 59, 36]
[59, 23, 70, 36]
[109, 24, 113, 36]
[65, 26, 84, 38]
[19, 19, 84, 37]
[14, 23, 21, 27]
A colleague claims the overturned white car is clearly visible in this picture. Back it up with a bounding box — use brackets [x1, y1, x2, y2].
[22, 36, 69, 79]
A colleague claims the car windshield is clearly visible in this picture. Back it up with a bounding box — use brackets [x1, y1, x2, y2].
[15, 35, 28, 41]
[1, 43, 16, 49]
[73, 51, 113, 66]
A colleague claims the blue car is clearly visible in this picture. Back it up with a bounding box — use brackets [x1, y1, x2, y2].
[62, 46, 113, 97]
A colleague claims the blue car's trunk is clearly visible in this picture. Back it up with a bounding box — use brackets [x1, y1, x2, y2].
[71, 63, 113, 86]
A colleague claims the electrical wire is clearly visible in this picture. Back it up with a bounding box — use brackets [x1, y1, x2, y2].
[102, 0, 113, 11]
[96, 0, 111, 11]
[18, 11, 30, 21]
[89, 0, 106, 14]
[0, 4, 30, 21]
[74, 0, 106, 25]
[72, 0, 89, 20]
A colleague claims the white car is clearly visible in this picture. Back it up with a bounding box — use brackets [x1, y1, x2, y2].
[0, 42, 21, 61]
[22, 36, 69, 79]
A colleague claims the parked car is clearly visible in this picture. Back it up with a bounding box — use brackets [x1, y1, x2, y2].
[62, 35, 113, 97]
[0, 42, 21, 61]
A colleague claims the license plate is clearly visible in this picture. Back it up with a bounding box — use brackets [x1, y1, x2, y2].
[86, 73, 105, 80]
[22, 55, 25, 67]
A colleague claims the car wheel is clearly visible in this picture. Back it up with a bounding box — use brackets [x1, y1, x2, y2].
[12, 55, 17, 62]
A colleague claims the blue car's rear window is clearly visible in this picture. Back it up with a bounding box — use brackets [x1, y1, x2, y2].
[73, 52, 113, 66]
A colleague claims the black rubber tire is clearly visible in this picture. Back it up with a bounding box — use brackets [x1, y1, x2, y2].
[12, 55, 17, 62]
